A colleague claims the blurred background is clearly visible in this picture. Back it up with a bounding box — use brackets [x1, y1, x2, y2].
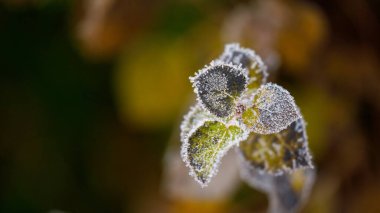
[1, 0, 380, 212]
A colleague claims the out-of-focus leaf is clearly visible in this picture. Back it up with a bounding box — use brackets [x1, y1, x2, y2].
[218, 43, 268, 90]
[221, 0, 327, 72]
[240, 163, 316, 213]
[239, 118, 313, 174]
[181, 120, 246, 187]
[242, 83, 301, 134]
[191, 62, 248, 118]
[270, 169, 316, 213]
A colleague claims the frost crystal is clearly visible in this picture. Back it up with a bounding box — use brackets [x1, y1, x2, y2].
[180, 104, 215, 144]
[218, 43, 268, 90]
[191, 62, 248, 118]
[181, 120, 247, 187]
[243, 83, 301, 134]
[238, 118, 313, 175]
[179, 43, 313, 191]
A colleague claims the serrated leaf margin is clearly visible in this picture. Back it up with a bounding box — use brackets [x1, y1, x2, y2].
[189, 60, 250, 118]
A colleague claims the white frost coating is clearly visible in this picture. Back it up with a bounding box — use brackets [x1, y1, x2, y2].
[190, 60, 249, 85]
[238, 114, 314, 211]
[218, 43, 269, 86]
[238, 115, 314, 176]
[251, 83, 301, 134]
[180, 116, 212, 164]
[295, 116, 314, 171]
[162, 146, 241, 201]
[180, 104, 239, 145]
[180, 119, 249, 187]
[190, 61, 249, 118]
[179, 43, 312, 188]
[180, 104, 215, 144]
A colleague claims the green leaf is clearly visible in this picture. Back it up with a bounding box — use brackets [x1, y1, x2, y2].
[238, 118, 313, 175]
[241, 104, 259, 129]
[181, 120, 246, 187]
[180, 104, 215, 143]
[242, 83, 301, 134]
[218, 43, 268, 90]
[191, 62, 248, 118]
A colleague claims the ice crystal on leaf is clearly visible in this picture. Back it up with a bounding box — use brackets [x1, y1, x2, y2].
[218, 43, 268, 90]
[179, 43, 313, 195]
[238, 118, 313, 175]
[180, 104, 215, 143]
[191, 62, 248, 118]
[243, 83, 301, 134]
[181, 120, 246, 187]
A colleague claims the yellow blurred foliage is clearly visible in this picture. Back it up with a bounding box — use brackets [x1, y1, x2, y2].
[222, 0, 327, 73]
[114, 38, 191, 128]
[277, 1, 328, 72]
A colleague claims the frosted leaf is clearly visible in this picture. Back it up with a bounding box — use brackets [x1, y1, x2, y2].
[162, 146, 241, 201]
[218, 43, 268, 90]
[240, 163, 316, 213]
[180, 104, 215, 144]
[268, 169, 316, 213]
[238, 118, 313, 175]
[243, 83, 301, 134]
[181, 120, 247, 187]
[191, 62, 248, 118]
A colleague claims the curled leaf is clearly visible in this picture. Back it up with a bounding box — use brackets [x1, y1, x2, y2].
[238, 118, 313, 175]
[191, 62, 248, 118]
[240, 162, 316, 213]
[162, 146, 241, 201]
[181, 120, 247, 187]
[243, 83, 301, 134]
[218, 43, 268, 89]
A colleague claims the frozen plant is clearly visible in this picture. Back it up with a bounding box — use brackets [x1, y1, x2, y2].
[180, 43, 314, 212]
